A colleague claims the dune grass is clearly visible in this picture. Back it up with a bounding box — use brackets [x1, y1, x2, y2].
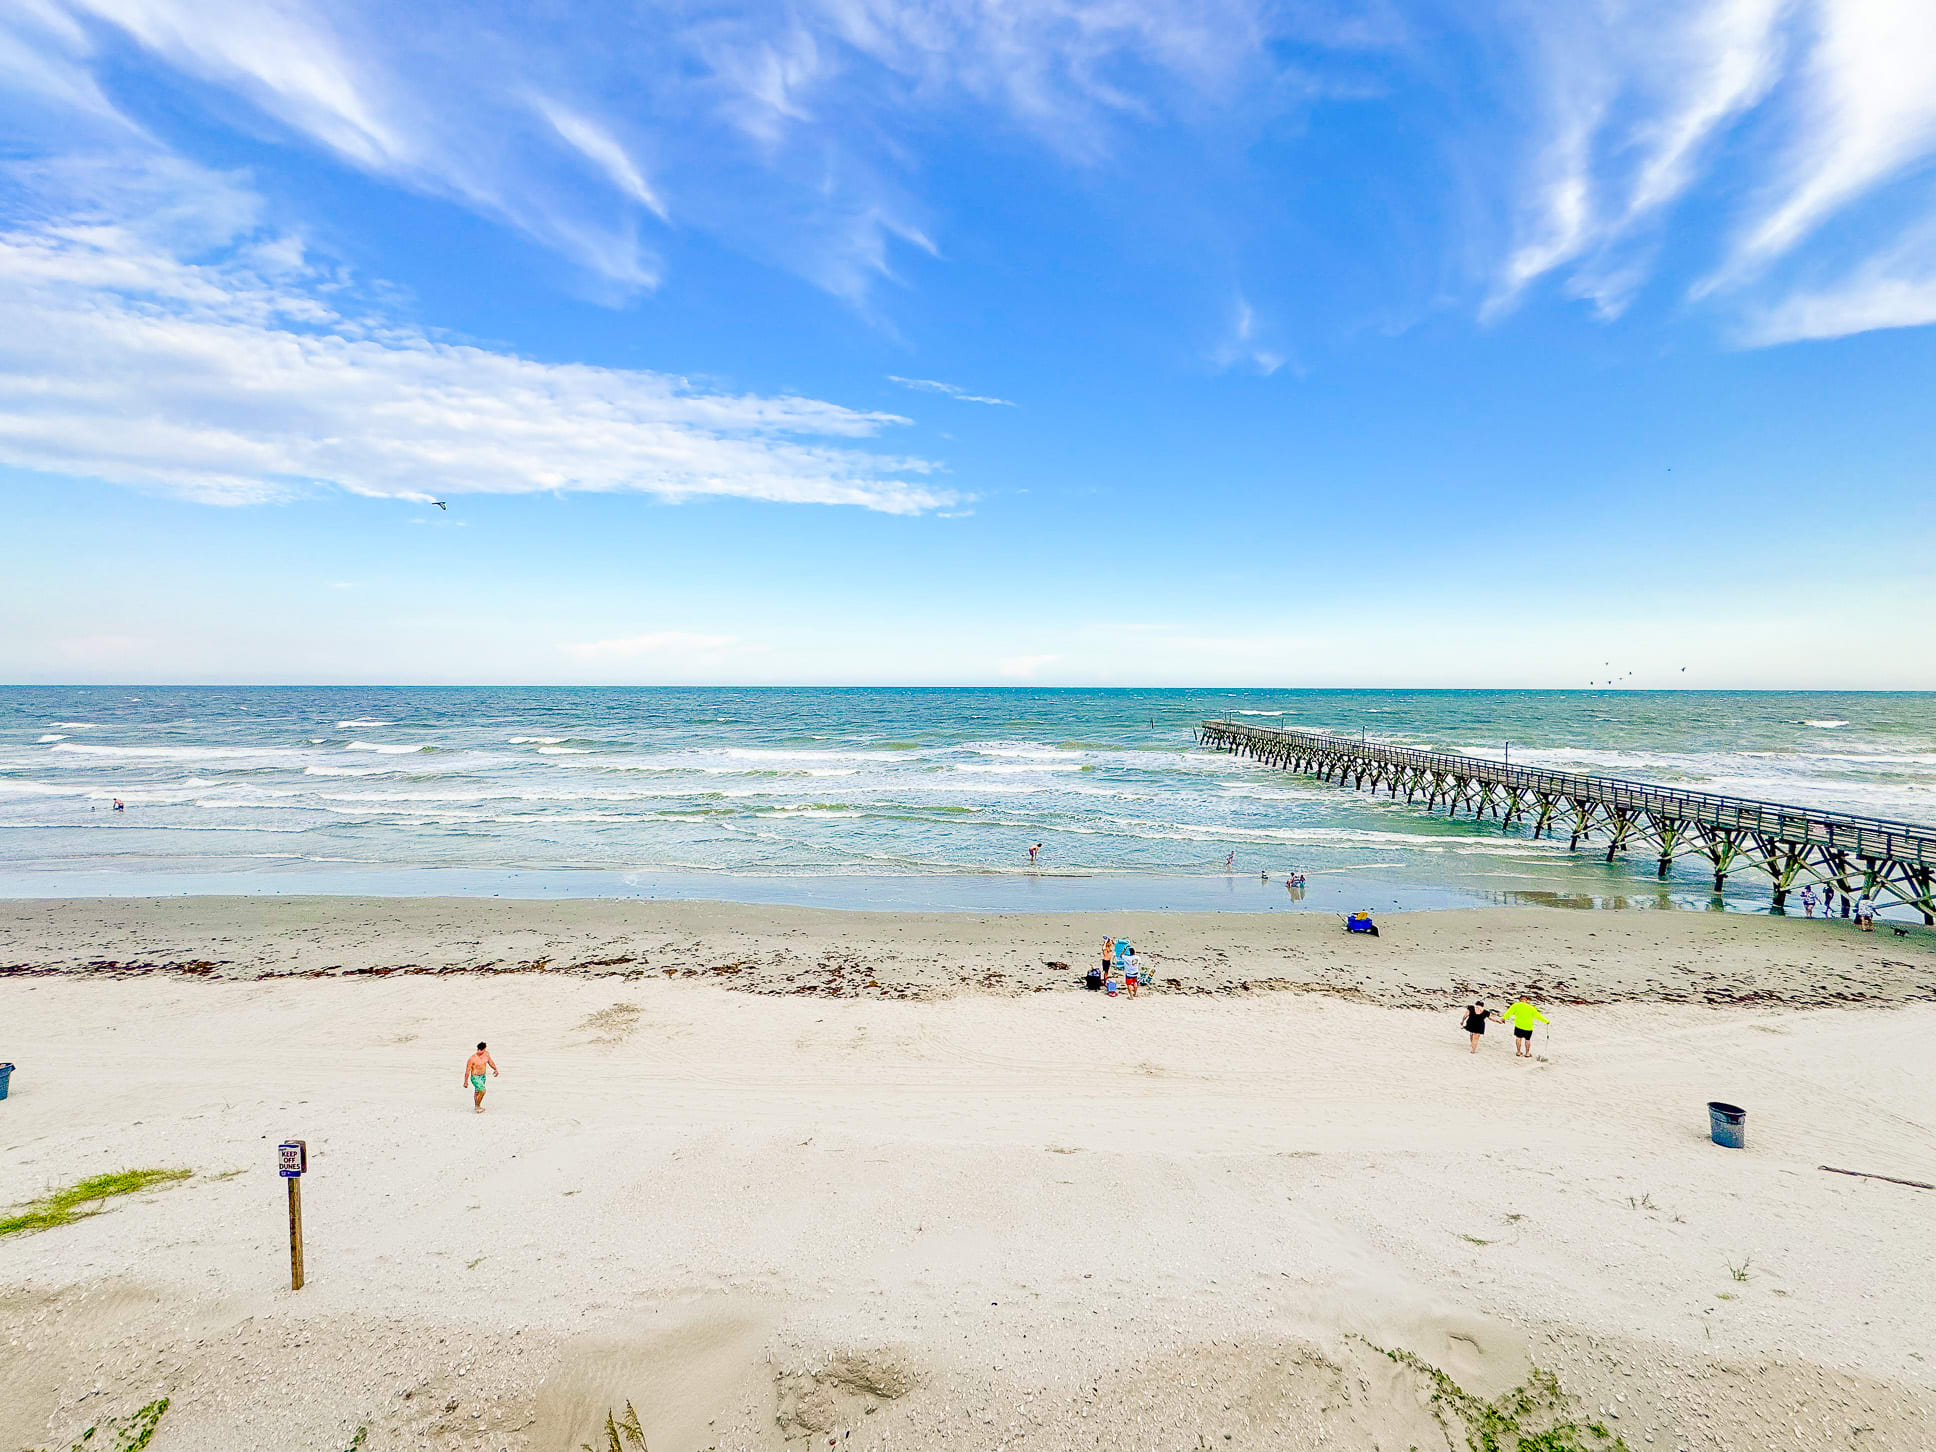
[1367, 1342, 1630, 1452]
[32, 1397, 169, 1452]
[583, 1403, 650, 1451]
[0, 1169, 193, 1238]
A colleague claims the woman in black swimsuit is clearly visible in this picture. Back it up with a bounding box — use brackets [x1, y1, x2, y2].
[1462, 1001, 1495, 1054]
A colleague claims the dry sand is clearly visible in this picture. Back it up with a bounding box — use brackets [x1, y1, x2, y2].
[2, 899, 1934, 1451]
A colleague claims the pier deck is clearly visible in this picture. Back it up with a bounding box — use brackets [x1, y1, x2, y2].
[1198, 720, 1936, 922]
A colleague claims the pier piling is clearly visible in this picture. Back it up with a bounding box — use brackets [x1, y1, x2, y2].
[1198, 720, 1936, 923]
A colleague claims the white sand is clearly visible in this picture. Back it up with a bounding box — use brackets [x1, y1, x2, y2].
[2, 901, 1934, 1451]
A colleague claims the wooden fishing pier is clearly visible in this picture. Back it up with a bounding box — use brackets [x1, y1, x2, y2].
[1198, 720, 1936, 922]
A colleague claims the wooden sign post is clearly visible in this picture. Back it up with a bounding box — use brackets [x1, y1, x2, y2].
[278, 1140, 307, 1290]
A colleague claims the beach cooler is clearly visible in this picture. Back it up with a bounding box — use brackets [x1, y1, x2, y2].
[0, 1063, 12, 1101]
[1707, 1100, 1746, 1149]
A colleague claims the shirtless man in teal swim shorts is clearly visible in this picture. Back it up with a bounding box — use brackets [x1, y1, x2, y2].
[465, 1041, 498, 1113]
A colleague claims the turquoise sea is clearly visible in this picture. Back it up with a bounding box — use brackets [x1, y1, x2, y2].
[2, 687, 1932, 913]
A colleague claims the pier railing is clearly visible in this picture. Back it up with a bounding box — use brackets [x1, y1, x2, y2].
[1204, 722, 1936, 866]
[1199, 720, 1936, 918]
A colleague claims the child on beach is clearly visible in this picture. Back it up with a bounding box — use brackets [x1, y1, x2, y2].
[1800, 885, 1817, 917]
[1124, 950, 1141, 997]
[465, 1041, 498, 1112]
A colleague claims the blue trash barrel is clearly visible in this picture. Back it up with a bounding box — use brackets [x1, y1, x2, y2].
[0, 1064, 13, 1101]
[1707, 1100, 1746, 1148]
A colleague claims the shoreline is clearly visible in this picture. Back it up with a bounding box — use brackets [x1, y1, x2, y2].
[3, 895, 1931, 1007]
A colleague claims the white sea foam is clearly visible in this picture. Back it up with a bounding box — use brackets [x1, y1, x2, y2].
[1233, 710, 1288, 716]
[1804, 719, 1850, 729]
[36, 734, 66, 742]
[336, 719, 394, 728]
[510, 736, 568, 744]
[50, 743, 303, 761]
[537, 746, 591, 754]
[343, 741, 430, 754]
[951, 763, 1084, 774]
[50, 721, 99, 728]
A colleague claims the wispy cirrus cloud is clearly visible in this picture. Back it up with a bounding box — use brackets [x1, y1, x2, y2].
[888, 376, 1015, 406]
[1738, 216, 1936, 343]
[1209, 297, 1286, 375]
[1723, 0, 1936, 276]
[0, 162, 950, 512]
[1490, 0, 1936, 341]
[10, 0, 1936, 358]
[14, 0, 1304, 304]
[1485, 0, 1787, 320]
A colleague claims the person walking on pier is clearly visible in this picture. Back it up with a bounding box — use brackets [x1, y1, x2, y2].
[1501, 1000, 1549, 1058]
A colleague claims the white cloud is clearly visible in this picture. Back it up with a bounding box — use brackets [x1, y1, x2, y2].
[562, 631, 742, 661]
[887, 376, 1014, 406]
[1210, 297, 1285, 375]
[531, 96, 667, 221]
[1488, 0, 1786, 319]
[1728, 0, 1936, 271]
[0, 185, 952, 512]
[17, 0, 1936, 347]
[12, 0, 1310, 303]
[1488, 0, 1936, 341]
[29, 0, 662, 291]
[1740, 228, 1936, 342]
[997, 653, 1063, 678]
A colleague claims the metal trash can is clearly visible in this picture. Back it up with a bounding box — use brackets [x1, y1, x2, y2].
[1707, 1100, 1746, 1149]
[0, 1063, 13, 1101]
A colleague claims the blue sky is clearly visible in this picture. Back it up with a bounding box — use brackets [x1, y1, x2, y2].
[1, 0, 1932, 687]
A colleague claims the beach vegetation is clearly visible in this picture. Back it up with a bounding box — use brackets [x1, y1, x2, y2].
[1367, 1343, 1630, 1452]
[0, 1169, 192, 1238]
[1727, 1258, 1751, 1282]
[30, 1397, 169, 1452]
[583, 1402, 649, 1451]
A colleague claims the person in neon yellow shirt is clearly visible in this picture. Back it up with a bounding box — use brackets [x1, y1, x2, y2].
[1501, 999, 1549, 1058]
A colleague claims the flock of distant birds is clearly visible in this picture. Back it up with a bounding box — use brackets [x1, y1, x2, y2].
[1588, 663, 1688, 686]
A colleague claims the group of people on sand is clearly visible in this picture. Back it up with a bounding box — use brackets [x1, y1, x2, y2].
[1460, 999, 1549, 1057]
[1797, 885, 1881, 929]
[1086, 936, 1147, 997]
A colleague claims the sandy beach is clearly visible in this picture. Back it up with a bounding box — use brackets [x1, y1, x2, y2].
[3, 900, 1935, 1450]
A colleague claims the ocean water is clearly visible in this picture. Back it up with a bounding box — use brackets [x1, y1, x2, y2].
[2, 687, 1932, 913]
